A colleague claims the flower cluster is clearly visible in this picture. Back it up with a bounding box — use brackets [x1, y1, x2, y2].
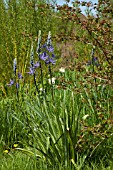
[87, 57, 100, 67]
[27, 61, 40, 75]
[7, 72, 23, 88]
[7, 58, 23, 88]
[87, 48, 100, 67]
[7, 31, 56, 95]
[43, 31, 56, 65]
[40, 46, 56, 65]
[27, 31, 56, 75]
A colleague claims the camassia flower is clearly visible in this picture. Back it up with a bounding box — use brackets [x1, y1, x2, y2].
[45, 57, 56, 65]
[27, 67, 35, 75]
[87, 57, 100, 67]
[47, 44, 54, 52]
[45, 53, 56, 65]
[7, 72, 23, 87]
[34, 61, 40, 68]
[39, 52, 49, 61]
[18, 72, 23, 79]
[16, 83, 19, 89]
[7, 58, 23, 89]
[27, 61, 40, 75]
[42, 43, 54, 53]
[7, 79, 14, 86]
[40, 46, 56, 64]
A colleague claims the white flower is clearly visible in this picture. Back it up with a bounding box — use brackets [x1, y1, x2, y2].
[59, 67, 65, 73]
[82, 114, 89, 120]
[48, 77, 56, 84]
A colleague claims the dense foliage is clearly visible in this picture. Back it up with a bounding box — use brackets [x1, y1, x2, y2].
[0, 0, 113, 169]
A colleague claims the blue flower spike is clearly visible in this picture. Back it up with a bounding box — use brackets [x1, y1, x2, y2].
[13, 58, 17, 76]
[87, 57, 100, 67]
[87, 46, 100, 67]
[30, 43, 34, 66]
[37, 30, 41, 55]
[47, 31, 54, 52]
[47, 31, 51, 46]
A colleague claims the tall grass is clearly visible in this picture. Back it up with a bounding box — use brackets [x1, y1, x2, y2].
[1, 66, 113, 168]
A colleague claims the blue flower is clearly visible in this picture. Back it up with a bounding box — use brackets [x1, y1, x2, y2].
[39, 52, 48, 61]
[27, 67, 34, 75]
[18, 72, 23, 79]
[46, 45, 54, 52]
[52, 53, 56, 58]
[45, 57, 56, 65]
[16, 83, 19, 89]
[7, 79, 14, 86]
[42, 43, 54, 52]
[27, 61, 40, 75]
[34, 61, 40, 68]
[87, 57, 100, 67]
[42, 44, 47, 49]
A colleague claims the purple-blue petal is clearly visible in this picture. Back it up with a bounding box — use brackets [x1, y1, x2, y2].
[93, 57, 98, 61]
[16, 83, 19, 89]
[42, 43, 47, 49]
[18, 73, 23, 79]
[42, 43, 54, 52]
[87, 57, 100, 66]
[27, 67, 34, 75]
[45, 57, 56, 65]
[46, 45, 54, 52]
[34, 61, 40, 68]
[40, 52, 48, 61]
[7, 79, 14, 86]
[52, 53, 56, 58]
